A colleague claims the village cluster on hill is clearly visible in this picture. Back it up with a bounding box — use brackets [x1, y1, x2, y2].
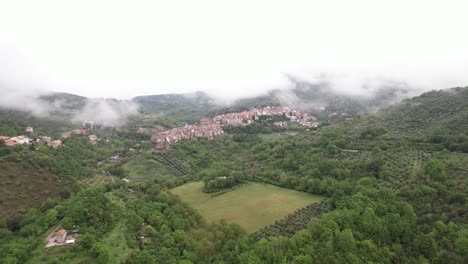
[213, 106, 318, 128]
[0, 124, 101, 149]
[151, 122, 224, 149]
[151, 106, 318, 149]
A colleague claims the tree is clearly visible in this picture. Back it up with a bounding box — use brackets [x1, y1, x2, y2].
[335, 228, 356, 253]
[91, 242, 111, 264]
[79, 233, 97, 251]
[425, 159, 447, 181]
[461, 142, 468, 153]
[361, 125, 386, 139]
[414, 234, 437, 260]
[454, 228, 468, 255]
[44, 209, 58, 228]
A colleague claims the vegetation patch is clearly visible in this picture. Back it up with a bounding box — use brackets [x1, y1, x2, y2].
[80, 174, 115, 187]
[0, 162, 67, 220]
[171, 181, 323, 233]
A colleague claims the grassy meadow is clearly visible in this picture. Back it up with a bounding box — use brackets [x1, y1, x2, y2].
[171, 181, 323, 233]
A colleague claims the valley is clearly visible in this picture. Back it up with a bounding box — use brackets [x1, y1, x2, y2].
[0, 87, 466, 263]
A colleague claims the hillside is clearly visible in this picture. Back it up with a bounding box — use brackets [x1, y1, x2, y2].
[0, 109, 74, 137]
[132, 92, 219, 127]
[334, 87, 468, 139]
[0, 162, 68, 220]
[377, 87, 468, 137]
[39, 92, 88, 111]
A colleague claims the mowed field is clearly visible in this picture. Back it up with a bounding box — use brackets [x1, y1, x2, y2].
[171, 181, 323, 233]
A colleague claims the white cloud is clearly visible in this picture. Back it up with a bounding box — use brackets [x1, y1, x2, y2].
[0, 0, 467, 100]
[72, 99, 139, 127]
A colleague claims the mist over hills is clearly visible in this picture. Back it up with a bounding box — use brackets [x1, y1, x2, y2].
[132, 81, 421, 124]
[0, 90, 140, 128]
[0, 83, 459, 132]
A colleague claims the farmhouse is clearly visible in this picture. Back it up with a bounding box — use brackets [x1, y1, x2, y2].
[75, 129, 87, 135]
[39, 136, 52, 145]
[25, 126, 34, 133]
[39, 136, 62, 148]
[88, 135, 98, 145]
[274, 121, 288, 128]
[0, 135, 33, 147]
[4, 136, 32, 146]
[110, 155, 121, 163]
[54, 229, 67, 243]
[3, 140, 16, 147]
[61, 129, 87, 138]
[60, 131, 72, 138]
[11, 136, 31, 145]
[45, 227, 81, 248]
[51, 140, 62, 148]
[0, 136, 10, 144]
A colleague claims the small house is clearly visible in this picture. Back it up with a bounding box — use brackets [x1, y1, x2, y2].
[88, 135, 98, 145]
[51, 140, 62, 148]
[61, 131, 72, 138]
[54, 229, 67, 243]
[110, 155, 121, 163]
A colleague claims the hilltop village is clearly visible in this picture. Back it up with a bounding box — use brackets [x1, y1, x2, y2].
[151, 106, 318, 149]
[0, 108, 316, 151]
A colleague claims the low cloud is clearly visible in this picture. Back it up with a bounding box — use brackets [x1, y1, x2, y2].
[268, 74, 424, 113]
[0, 85, 139, 127]
[0, 85, 53, 117]
[72, 99, 139, 127]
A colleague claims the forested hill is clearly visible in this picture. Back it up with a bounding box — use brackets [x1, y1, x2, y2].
[375, 87, 468, 137]
[330, 87, 468, 138]
[133, 91, 215, 110]
[39, 92, 88, 111]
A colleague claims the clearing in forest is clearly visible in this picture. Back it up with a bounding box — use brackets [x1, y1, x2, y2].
[171, 181, 323, 233]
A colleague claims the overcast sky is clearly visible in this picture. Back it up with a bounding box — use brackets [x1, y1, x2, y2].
[0, 0, 467, 100]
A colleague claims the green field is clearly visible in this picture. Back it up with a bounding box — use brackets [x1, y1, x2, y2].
[171, 181, 323, 233]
